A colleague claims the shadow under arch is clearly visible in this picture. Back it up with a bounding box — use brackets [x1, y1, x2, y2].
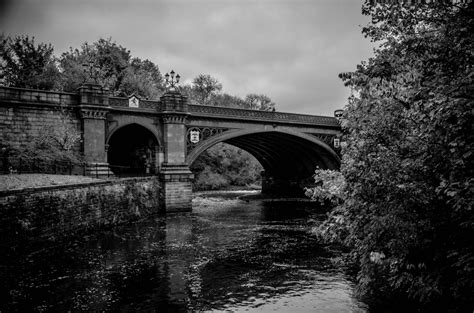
[187, 129, 340, 196]
[106, 122, 161, 147]
[107, 123, 161, 175]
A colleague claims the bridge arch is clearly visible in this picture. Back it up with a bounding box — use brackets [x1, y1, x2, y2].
[106, 123, 161, 175]
[187, 129, 340, 195]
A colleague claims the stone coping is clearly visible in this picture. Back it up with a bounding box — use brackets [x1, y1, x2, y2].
[0, 176, 157, 197]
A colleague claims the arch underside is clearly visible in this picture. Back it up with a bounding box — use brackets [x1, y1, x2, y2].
[107, 123, 159, 175]
[188, 130, 340, 195]
[222, 132, 339, 179]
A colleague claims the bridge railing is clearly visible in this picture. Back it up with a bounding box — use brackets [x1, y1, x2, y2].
[188, 104, 340, 127]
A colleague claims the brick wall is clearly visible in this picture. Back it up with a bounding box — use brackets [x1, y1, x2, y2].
[0, 177, 161, 246]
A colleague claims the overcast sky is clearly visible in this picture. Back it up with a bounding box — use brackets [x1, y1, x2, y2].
[0, 0, 375, 116]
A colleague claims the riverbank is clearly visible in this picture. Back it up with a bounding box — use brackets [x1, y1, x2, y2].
[0, 174, 104, 191]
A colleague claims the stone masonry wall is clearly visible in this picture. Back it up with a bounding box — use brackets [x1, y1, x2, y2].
[0, 105, 82, 156]
[0, 177, 160, 247]
[160, 181, 193, 212]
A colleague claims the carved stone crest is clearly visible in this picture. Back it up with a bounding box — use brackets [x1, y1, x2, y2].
[188, 128, 201, 144]
[128, 95, 139, 108]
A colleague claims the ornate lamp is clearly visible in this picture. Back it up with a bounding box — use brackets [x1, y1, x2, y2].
[334, 109, 344, 120]
[82, 60, 99, 84]
[165, 70, 180, 91]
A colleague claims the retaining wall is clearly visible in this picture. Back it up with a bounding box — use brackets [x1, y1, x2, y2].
[0, 177, 160, 247]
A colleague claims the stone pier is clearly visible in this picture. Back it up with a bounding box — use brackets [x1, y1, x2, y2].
[159, 90, 194, 212]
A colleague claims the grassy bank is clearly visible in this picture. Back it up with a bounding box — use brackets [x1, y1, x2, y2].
[0, 174, 104, 191]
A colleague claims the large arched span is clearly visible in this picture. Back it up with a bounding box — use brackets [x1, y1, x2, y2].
[187, 129, 340, 195]
[107, 123, 160, 175]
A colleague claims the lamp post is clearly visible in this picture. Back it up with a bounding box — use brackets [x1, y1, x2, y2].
[82, 60, 100, 84]
[333, 109, 345, 150]
[164, 70, 181, 91]
[334, 109, 344, 120]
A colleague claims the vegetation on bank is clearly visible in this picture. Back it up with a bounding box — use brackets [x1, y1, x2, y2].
[190, 143, 262, 191]
[306, 1, 473, 311]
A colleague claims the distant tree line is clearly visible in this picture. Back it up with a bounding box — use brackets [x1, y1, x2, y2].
[0, 35, 275, 111]
[0, 35, 269, 186]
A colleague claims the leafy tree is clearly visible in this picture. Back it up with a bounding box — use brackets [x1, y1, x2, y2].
[190, 74, 222, 105]
[183, 74, 276, 111]
[211, 93, 247, 108]
[120, 58, 165, 99]
[36, 108, 82, 153]
[0, 35, 61, 90]
[323, 1, 474, 310]
[243, 93, 275, 111]
[59, 38, 130, 94]
[59, 38, 164, 98]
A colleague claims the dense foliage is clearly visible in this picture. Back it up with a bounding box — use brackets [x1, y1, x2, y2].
[0, 35, 61, 90]
[312, 1, 473, 311]
[190, 143, 262, 190]
[304, 168, 345, 206]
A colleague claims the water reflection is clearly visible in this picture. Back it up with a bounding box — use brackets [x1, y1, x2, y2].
[0, 192, 368, 312]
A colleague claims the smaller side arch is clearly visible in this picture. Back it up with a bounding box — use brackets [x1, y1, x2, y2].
[106, 123, 161, 175]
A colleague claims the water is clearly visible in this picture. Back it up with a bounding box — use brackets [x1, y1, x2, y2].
[1, 191, 368, 312]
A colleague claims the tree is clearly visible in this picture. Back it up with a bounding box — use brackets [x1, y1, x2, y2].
[59, 38, 130, 94]
[211, 93, 247, 108]
[119, 58, 165, 99]
[321, 1, 473, 310]
[191, 74, 222, 105]
[59, 38, 164, 98]
[244, 94, 275, 111]
[0, 35, 61, 90]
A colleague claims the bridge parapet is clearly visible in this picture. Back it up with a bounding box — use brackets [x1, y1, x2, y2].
[188, 104, 340, 127]
[0, 86, 78, 106]
[109, 97, 161, 110]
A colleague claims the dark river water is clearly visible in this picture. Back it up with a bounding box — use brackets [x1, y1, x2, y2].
[2, 191, 368, 312]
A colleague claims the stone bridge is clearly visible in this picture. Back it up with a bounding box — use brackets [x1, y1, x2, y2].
[0, 83, 341, 212]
